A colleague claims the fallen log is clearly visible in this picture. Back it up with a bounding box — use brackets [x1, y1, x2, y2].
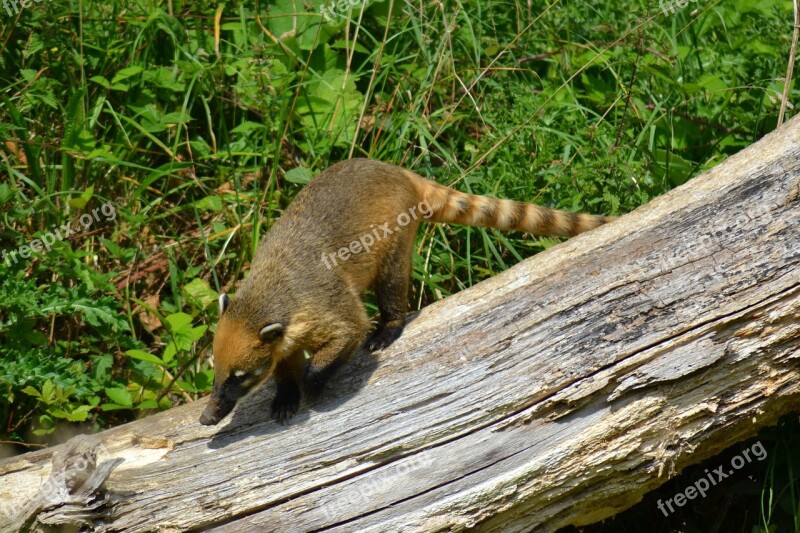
[1, 115, 799, 533]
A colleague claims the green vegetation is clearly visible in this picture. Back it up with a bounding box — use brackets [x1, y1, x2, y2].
[0, 0, 797, 528]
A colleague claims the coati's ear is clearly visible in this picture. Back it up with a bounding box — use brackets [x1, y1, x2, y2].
[259, 323, 285, 343]
[219, 293, 230, 315]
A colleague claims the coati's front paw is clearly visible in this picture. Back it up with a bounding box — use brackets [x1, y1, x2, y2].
[271, 382, 301, 423]
[366, 323, 404, 351]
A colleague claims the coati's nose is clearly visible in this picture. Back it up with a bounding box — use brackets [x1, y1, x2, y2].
[199, 396, 227, 425]
[199, 405, 221, 425]
[199, 388, 241, 425]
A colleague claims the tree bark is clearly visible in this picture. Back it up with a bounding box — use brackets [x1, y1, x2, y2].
[1, 115, 799, 533]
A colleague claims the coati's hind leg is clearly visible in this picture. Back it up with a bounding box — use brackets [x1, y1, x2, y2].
[366, 230, 414, 351]
[271, 351, 305, 423]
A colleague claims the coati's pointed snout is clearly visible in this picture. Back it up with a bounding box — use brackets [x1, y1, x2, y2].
[199, 383, 242, 425]
[199, 394, 233, 425]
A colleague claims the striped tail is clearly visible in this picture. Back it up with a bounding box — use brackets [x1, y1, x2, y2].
[408, 173, 614, 237]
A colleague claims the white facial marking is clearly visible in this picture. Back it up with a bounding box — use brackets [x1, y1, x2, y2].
[234, 370, 247, 378]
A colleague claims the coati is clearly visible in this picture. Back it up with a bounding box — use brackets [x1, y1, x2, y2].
[199, 158, 614, 425]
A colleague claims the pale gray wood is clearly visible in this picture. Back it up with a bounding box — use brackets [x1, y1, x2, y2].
[1, 115, 799, 532]
[4, 434, 124, 532]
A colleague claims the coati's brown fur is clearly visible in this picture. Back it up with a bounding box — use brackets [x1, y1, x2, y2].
[199, 158, 614, 425]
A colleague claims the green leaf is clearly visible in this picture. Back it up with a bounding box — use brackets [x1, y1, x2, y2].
[0, 183, 14, 203]
[72, 299, 121, 328]
[175, 380, 197, 393]
[190, 195, 223, 212]
[19, 69, 38, 83]
[21, 385, 41, 399]
[111, 66, 144, 84]
[100, 238, 135, 260]
[90, 76, 112, 89]
[603, 191, 620, 214]
[142, 67, 185, 92]
[194, 370, 213, 391]
[285, 166, 314, 184]
[41, 380, 56, 404]
[64, 405, 92, 422]
[104, 387, 133, 407]
[231, 121, 267, 135]
[136, 399, 160, 410]
[101, 403, 131, 411]
[186, 325, 208, 342]
[165, 312, 193, 332]
[653, 149, 696, 187]
[68, 185, 95, 209]
[162, 342, 177, 364]
[125, 349, 165, 366]
[50, 405, 91, 421]
[183, 278, 218, 309]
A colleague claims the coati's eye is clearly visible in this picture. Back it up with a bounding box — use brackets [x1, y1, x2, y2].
[259, 323, 285, 343]
[232, 369, 255, 388]
[232, 365, 270, 388]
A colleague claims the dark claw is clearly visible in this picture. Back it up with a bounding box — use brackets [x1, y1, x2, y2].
[271, 382, 301, 424]
[366, 324, 404, 351]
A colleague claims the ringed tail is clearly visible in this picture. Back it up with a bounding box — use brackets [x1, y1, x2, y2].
[407, 172, 614, 237]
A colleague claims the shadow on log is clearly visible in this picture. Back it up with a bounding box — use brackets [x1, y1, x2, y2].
[1, 115, 799, 532]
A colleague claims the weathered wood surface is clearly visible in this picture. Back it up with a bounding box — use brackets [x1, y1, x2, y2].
[1, 116, 799, 533]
